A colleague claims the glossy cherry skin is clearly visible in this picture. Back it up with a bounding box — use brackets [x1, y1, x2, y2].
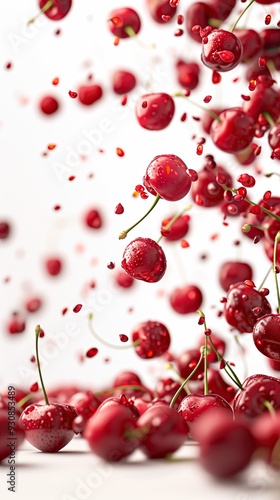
[235, 29, 262, 63]
[146, 0, 177, 23]
[261, 28, 280, 51]
[132, 320, 171, 359]
[253, 314, 280, 361]
[45, 257, 62, 276]
[176, 60, 200, 90]
[144, 154, 192, 202]
[200, 108, 222, 134]
[243, 79, 280, 123]
[252, 410, 280, 466]
[224, 282, 272, 334]
[242, 196, 280, 241]
[219, 261, 253, 292]
[39, 96, 59, 115]
[201, 29, 243, 72]
[19, 403, 78, 452]
[233, 374, 280, 421]
[108, 8, 141, 39]
[155, 377, 187, 410]
[197, 368, 237, 404]
[197, 335, 226, 363]
[185, 2, 218, 43]
[169, 285, 203, 314]
[112, 70, 136, 94]
[160, 214, 190, 241]
[191, 166, 232, 207]
[192, 409, 256, 478]
[121, 237, 167, 283]
[136, 93, 175, 130]
[68, 391, 101, 434]
[0, 409, 25, 462]
[178, 393, 232, 438]
[39, 0, 72, 21]
[84, 400, 139, 461]
[177, 348, 204, 381]
[210, 108, 255, 154]
[0, 221, 10, 239]
[78, 85, 103, 106]
[112, 371, 152, 400]
[137, 403, 188, 458]
[269, 358, 280, 372]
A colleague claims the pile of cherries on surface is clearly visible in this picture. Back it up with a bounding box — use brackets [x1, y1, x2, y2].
[2, 0, 280, 484]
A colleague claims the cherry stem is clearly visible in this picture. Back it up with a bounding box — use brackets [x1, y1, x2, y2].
[265, 173, 280, 179]
[242, 223, 268, 233]
[165, 363, 191, 395]
[173, 92, 222, 123]
[124, 26, 137, 38]
[35, 325, 49, 405]
[88, 313, 141, 350]
[169, 353, 203, 409]
[223, 185, 280, 223]
[263, 399, 276, 416]
[257, 265, 273, 291]
[196, 309, 209, 395]
[230, 0, 255, 32]
[27, 0, 53, 25]
[119, 194, 161, 239]
[273, 231, 280, 313]
[17, 392, 36, 408]
[262, 112, 275, 128]
[208, 18, 222, 28]
[157, 204, 192, 244]
[96, 384, 155, 400]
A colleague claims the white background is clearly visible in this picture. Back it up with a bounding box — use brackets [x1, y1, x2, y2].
[0, 1, 280, 498]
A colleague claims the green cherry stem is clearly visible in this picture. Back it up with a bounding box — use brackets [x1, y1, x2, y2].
[173, 92, 222, 122]
[119, 194, 161, 240]
[273, 231, 280, 314]
[35, 325, 49, 405]
[17, 392, 36, 408]
[262, 112, 275, 128]
[169, 352, 203, 409]
[124, 26, 137, 38]
[165, 363, 191, 395]
[157, 204, 192, 244]
[265, 173, 280, 179]
[88, 313, 141, 350]
[196, 309, 209, 395]
[230, 0, 255, 32]
[28, 0, 54, 25]
[263, 400, 276, 416]
[223, 185, 280, 223]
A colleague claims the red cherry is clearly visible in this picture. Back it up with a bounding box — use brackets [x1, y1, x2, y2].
[78, 85, 103, 106]
[19, 403, 77, 452]
[178, 393, 232, 438]
[235, 29, 262, 63]
[146, 0, 177, 24]
[191, 165, 232, 207]
[233, 374, 280, 420]
[68, 391, 101, 433]
[261, 28, 280, 51]
[160, 214, 190, 241]
[201, 29, 243, 72]
[45, 257, 62, 276]
[263, 237, 280, 267]
[39, 0, 72, 21]
[7, 313, 26, 334]
[221, 198, 250, 217]
[193, 409, 256, 478]
[253, 314, 280, 361]
[112, 70, 136, 94]
[0, 409, 25, 462]
[136, 93, 175, 130]
[84, 398, 139, 461]
[137, 403, 188, 458]
[39, 95, 59, 115]
[252, 410, 280, 466]
[185, 2, 218, 43]
[0, 221, 11, 239]
[243, 78, 280, 123]
[113, 371, 142, 388]
[200, 107, 222, 134]
[144, 154, 192, 201]
[210, 0, 236, 21]
[155, 377, 187, 409]
[169, 284, 203, 314]
[132, 320, 171, 359]
[177, 348, 204, 381]
[224, 281, 272, 333]
[199, 368, 237, 404]
[121, 237, 167, 283]
[114, 269, 135, 288]
[210, 108, 255, 154]
[47, 385, 80, 403]
[219, 261, 253, 292]
[268, 123, 280, 151]
[84, 208, 103, 229]
[108, 8, 141, 39]
[176, 60, 200, 90]
[269, 358, 280, 372]
[25, 297, 42, 313]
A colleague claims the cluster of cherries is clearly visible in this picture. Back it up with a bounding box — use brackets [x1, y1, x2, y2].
[2, 0, 280, 484]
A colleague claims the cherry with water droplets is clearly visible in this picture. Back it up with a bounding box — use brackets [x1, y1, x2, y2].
[210, 107, 255, 154]
[131, 320, 171, 359]
[136, 93, 175, 130]
[155, 377, 187, 409]
[201, 29, 243, 72]
[233, 374, 280, 421]
[121, 237, 167, 283]
[253, 314, 280, 361]
[177, 348, 204, 381]
[144, 154, 192, 201]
